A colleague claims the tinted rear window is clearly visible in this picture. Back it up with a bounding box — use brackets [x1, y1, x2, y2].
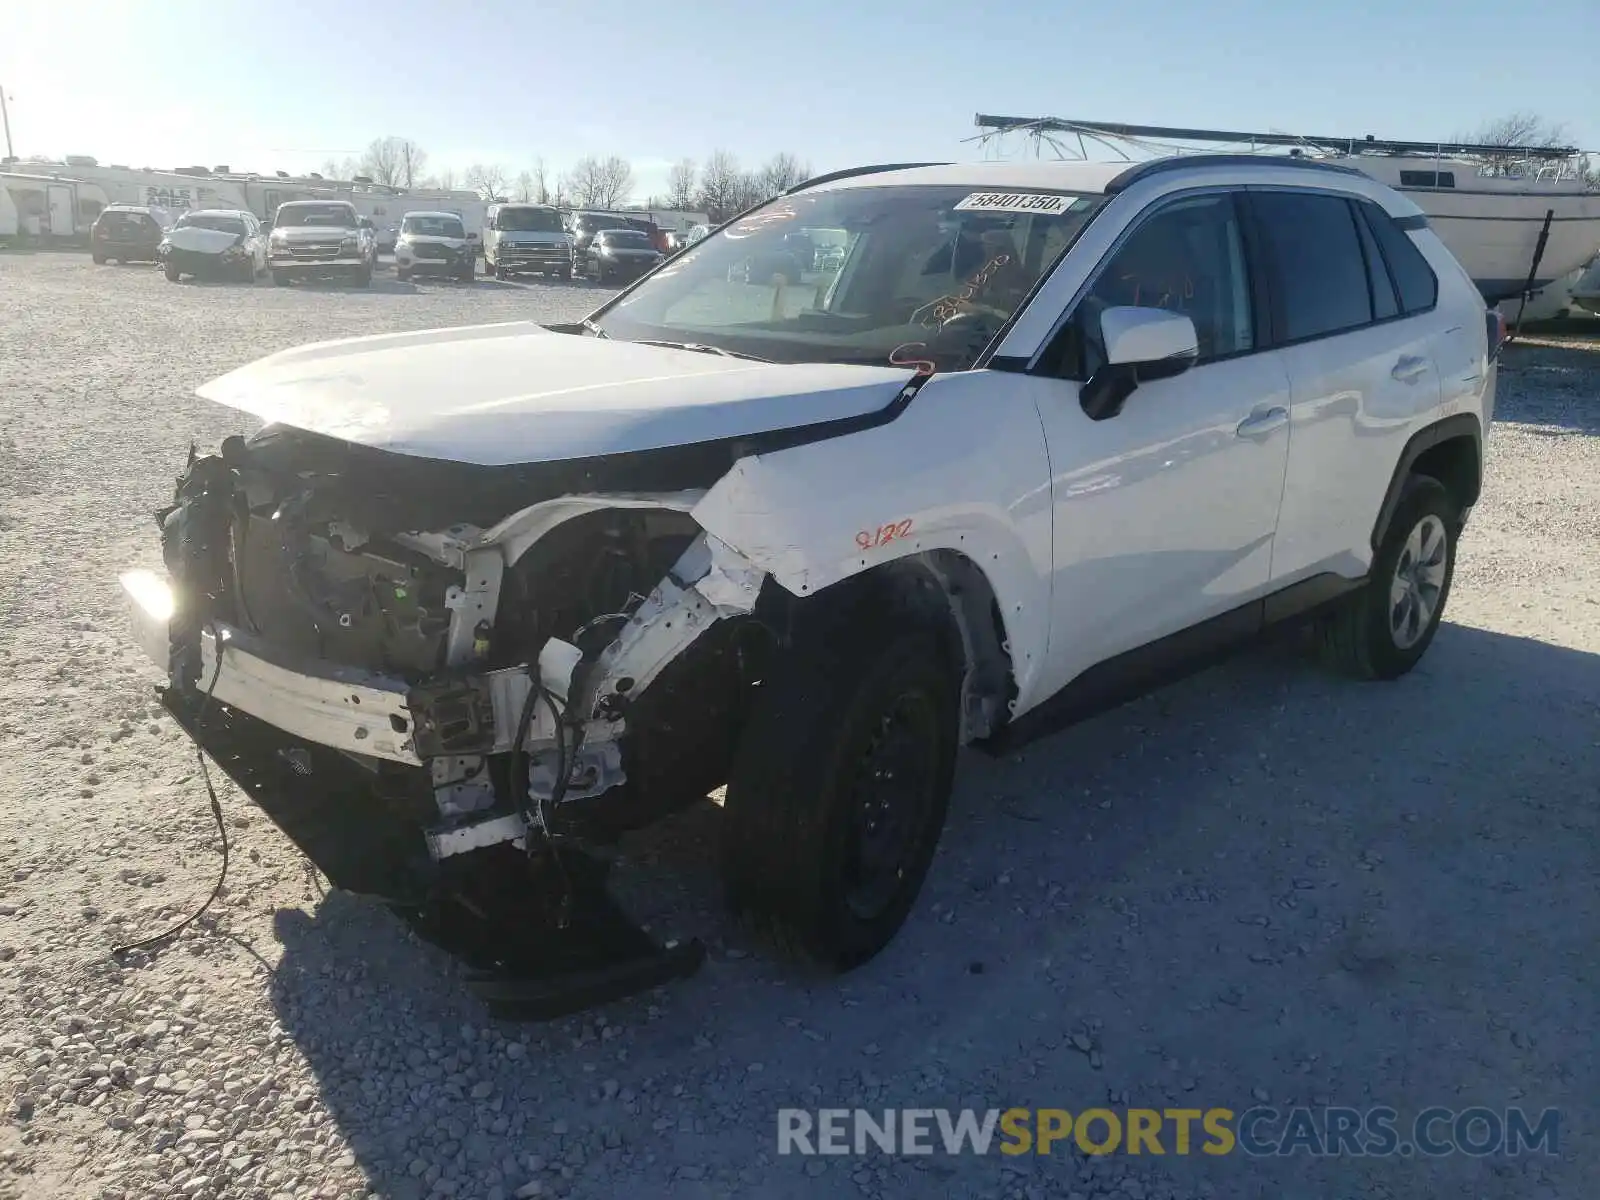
[1252, 191, 1373, 342]
[1358, 202, 1439, 315]
[101, 212, 154, 233]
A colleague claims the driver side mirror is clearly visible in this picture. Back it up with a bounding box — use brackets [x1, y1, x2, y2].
[1080, 306, 1199, 422]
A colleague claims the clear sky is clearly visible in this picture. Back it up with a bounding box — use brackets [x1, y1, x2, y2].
[5, 0, 1596, 200]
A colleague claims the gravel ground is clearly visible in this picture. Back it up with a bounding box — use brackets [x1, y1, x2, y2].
[0, 252, 1595, 1200]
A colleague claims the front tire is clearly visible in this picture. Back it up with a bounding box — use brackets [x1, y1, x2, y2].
[272, 270, 289, 287]
[722, 614, 959, 971]
[164, 262, 181, 282]
[396, 266, 411, 282]
[92, 252, 107, 265]
[353, 264, 372, 287]
[1320, 474, 1458, 680]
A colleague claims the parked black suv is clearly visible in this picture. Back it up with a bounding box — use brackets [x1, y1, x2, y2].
[90, 205, 169, 264]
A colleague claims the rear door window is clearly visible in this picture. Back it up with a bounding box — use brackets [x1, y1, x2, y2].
[1251, 191, 1374, 342]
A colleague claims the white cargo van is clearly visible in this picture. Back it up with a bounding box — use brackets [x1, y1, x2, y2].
[482, 203, 572, 279]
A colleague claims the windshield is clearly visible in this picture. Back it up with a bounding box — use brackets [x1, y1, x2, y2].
[276, 204, 356, 228]
[403, 214, 465, 238]
[599, 230, 652, 249]
[175, 213, 246, 234]
[593, 184, 1102, 371]
[493, 206, 563, 232]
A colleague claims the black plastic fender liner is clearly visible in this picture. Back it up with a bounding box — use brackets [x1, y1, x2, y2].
[1369, 413, 1483, 551]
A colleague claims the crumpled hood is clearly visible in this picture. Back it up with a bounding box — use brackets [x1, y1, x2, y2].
[165, 226, 240, 254]
[195, 321, 914, 466]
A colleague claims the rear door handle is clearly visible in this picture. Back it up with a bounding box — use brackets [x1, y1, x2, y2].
[1236, 406, 1288, 438]
[1391, 355, 1430, 383]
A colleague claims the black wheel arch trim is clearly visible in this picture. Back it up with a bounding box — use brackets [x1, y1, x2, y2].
[1369, 412, 1483, 551]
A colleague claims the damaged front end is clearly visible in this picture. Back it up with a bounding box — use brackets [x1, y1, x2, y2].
[122, 426, 773, 1014]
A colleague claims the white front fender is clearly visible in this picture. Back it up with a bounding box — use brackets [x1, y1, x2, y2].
[688, 370, 1056, 711]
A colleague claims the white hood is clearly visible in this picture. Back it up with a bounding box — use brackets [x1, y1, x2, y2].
[166, 226, 240, 253]
[195, 321, 913, 465]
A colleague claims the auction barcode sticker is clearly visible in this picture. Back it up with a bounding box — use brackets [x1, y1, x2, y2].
[953, 192, 1076, 215]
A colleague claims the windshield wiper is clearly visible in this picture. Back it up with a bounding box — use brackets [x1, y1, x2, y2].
[632, 339, 771, 363]
[581, 318, 608, 339]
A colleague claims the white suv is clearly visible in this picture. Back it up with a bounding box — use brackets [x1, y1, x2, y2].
[122, 156, 1497, 978]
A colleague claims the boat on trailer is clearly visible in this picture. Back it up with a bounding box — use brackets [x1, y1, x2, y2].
[970, 115, 1600, 307]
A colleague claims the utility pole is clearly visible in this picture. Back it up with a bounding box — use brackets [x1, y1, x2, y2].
[0, 83, 13, 160]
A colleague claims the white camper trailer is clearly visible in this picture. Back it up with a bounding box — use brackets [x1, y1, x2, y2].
[2, 158, 248, 216]
[0, 172, 111, 241]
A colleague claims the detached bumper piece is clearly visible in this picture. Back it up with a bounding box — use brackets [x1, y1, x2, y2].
[124, 569, 705, 1019]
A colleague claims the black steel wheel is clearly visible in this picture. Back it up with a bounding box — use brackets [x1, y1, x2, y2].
[723, 614, 958, 970]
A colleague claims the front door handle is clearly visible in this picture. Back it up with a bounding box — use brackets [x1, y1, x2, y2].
[1236, 406, 1288, 438]
[1391, 355, 1430, 383]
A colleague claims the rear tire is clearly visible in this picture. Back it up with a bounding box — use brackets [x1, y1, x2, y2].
[353, 264, 372, 287]
[164, 262, 181, 282]
[1319, 474, 1458, 680]
[396, 266, 411, 282]
[92, 252, 107, 265]
[722, 611, 959, 971]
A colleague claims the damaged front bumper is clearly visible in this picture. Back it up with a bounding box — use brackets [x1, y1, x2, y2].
[119, 463, 766, 867]
[121, 571, 555, 765]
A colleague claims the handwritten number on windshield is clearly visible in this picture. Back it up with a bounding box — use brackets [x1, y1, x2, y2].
[912, 254, 1012, 330]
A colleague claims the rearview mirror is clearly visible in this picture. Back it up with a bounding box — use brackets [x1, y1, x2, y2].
[1080, 306, 1200, 421]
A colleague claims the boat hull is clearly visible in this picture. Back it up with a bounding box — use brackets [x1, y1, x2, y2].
[1570, 258, 1600, 317]
[1401, 188, 1600, 304]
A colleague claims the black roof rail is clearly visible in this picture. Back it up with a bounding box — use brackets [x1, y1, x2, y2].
[1106, 153, 1369, 194]
[786, 162, 952, 194]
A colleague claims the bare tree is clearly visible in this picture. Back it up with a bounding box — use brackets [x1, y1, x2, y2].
[319, 155, 359, 180]
[428, 167, 459, 191]
[1462, 112, 1571, 149]
[696, 150, 746, 222]
[465, 162, 510, 200]
[564, 155, 635, 208]
[513, 170, 535, 202]
[665, 158, 698, 210]
[357, 137, 403, 185]
[757, 152, 810, 199]
[531, 159, 552, 204]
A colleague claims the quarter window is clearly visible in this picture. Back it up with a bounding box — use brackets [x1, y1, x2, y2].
[1252, 191, 1373, 342]
[1050, 192, 1254, 380]
[1351, 202, 1400, 321]
[1357, 202, 1439, 315]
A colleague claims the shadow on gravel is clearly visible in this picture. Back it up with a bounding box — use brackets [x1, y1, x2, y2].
[1496, 339, 1600, 433]
[259, 623, 1598, 1200]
